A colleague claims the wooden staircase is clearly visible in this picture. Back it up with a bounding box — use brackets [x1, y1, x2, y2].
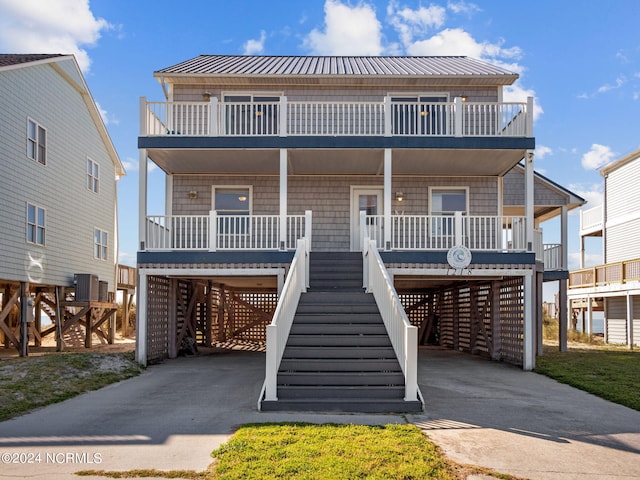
[261, 252, 422, 412]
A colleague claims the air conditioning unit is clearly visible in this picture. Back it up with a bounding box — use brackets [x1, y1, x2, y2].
[98, 281, 109, 302]
[74, 274, 99, 302]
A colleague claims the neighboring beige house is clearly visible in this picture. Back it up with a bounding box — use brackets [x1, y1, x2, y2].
[0, 54, 125, 355]
[569, 148, 640, 347]
[137, 54, 583, 411]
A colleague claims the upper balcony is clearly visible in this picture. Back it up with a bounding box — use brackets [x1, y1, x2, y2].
[579, 204, 604, 237]
[141, 96, 533, 139]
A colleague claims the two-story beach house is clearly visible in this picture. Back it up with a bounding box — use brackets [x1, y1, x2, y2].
[137, 55, 583, 412]
[0, 54, 125, 355]
[569, 148, 640, 348]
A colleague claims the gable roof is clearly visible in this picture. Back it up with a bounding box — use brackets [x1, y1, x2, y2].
[0, 53, 63, 68]
[0, 54, 125, 177]
[155, 55, 518, 84]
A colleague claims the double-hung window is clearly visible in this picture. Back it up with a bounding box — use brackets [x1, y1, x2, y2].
[27, 118, 46, 165]
[94, 228, 108, 260]
[87, 158, 100, 193]
[27, 203, 46, 245]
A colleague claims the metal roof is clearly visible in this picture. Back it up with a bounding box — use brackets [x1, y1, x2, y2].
[0, 54, 63, 68]
[156, 55, 518, 79]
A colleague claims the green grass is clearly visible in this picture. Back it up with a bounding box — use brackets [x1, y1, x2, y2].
[210, 423, 457, 480]
[0, 352, 143, 421]
[536, 346, 640, 411]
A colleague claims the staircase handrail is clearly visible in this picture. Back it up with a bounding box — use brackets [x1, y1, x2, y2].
[363, 238, 420, 402]
[261, 238, 309, 404]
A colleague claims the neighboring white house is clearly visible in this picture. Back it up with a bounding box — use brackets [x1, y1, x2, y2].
[0, 54, 125, 355]
[569, 148, 640, 347]
[137, 54, 583, 411]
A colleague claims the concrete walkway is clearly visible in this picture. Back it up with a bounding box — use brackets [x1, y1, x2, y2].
[0, 348, 638, 479]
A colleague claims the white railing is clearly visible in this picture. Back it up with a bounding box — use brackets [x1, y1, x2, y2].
[543, 243, 563, 270]
[366, 213, 528, 252]
[288, 101, 385, 136]
[580, 204, 604, 235]
[144, 212, 310, 251]
[262, 238, 309, 403]
[145, 101, 211, 136]
[462, 102, 529, 137]
[363, 239, 419, 402]
[141, 96, 533, 138]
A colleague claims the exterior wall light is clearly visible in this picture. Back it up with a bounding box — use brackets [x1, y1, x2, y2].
[395, 192, 404, 202]
[188, 190, 198, 199]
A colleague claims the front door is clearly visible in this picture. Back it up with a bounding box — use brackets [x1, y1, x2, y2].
[350, 187, 383, 251]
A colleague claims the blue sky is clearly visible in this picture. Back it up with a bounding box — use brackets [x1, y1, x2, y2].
[1, 0, 639, 272]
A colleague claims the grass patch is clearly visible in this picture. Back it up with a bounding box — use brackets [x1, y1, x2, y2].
[536, 346, 640, 411]
[80, 423, 524, 480]
[0, 352, 143, 421]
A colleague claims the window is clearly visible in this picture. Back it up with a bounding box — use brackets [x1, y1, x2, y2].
[213, 187, 252, 235]
[87, 158, 100, 193]
[27, 203, 46, 245]
[27, 119, 46, 165]
[429, 188, 468, 246]
[94, 228, 108, 260]
[430, 188, 468, 215]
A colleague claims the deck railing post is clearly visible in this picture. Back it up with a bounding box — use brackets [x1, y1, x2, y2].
[360, 210, 367, 252]
[209, 210, 217, 252]
[210, 97, 218, 136]
[304, 210, 313, 253]
[384, 96, 392, 137]
[526, 96, 534, 137]
[454, 97, 463, 137]
[454, 211, 463, 245]
[265, 325, 278, 400]
[280, 96, 288, 137]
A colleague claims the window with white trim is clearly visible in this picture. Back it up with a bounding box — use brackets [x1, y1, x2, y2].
[87, 158, 100, 193]
[430, 188, 468, 215]
[27, 203, 46, 245]
[94, 228, 108, 260]
[213, 187, 252, 235]
[27, 118, 46, 165]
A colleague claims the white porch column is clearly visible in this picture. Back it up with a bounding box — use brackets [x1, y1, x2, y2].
[135, 271, 148, 366]
[384, 149, 392, 250]
[165, 175, 173, 216]
[279, 149, 288, 250]
[523, 272, 535, 370]
[559, 205, 569, 352]
[587, 295, 593, 335]
[525, 151, 535, 252]
[138, 148, 148, 251]
[626, 293, 634, 348]
[561, 205, 568, 270]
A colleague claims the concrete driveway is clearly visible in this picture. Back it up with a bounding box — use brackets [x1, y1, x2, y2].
[0, 348, 638, 479]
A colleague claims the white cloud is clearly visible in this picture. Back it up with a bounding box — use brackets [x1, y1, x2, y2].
[303, 0, 383, 55]
[243, 30, 266, 55]
[503, 83, 543, 122]
[581, 144, 616, 170]
[568, 251, 602, 270]
[388, 2, 446, 46]
[579, 75, 628, 99]
[535, 145, 553, 159]
[447, 1, 481, 15]
[0, 0, 111, 72]
[569, 183, 604, 209]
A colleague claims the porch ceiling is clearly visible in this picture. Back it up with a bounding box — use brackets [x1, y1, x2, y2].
[394, 275, 504, 290]
[146, 147, 526, 176]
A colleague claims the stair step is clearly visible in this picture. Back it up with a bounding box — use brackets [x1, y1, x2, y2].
[299, 292, 375, 304]
[289, 324, 387, 335]
[296, 303, 379, 314]
[286, 334, 392, 347]
[279, 358, 401, 372]
[277, 371, 404, 386]
[283, 346, 396, 358]
[276, 385, 405, 399]
[293, 313, 383, 324]
[261, 399, 422, 413]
